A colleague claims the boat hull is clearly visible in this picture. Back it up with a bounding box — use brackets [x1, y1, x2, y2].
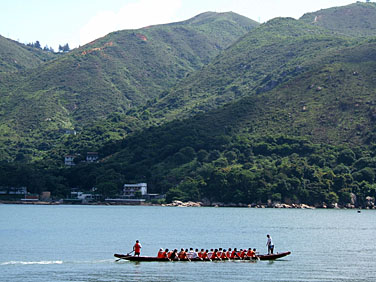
[114, 251, 291, 262]
[257, 252, 291, 260]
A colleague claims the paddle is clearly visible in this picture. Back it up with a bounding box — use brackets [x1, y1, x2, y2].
[116, 250, 134, 261]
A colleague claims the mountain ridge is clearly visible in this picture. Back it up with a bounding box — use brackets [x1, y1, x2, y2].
[300, 2, 376, 37]
[0, 12, 258, 161]
[0, 35, 56, 73]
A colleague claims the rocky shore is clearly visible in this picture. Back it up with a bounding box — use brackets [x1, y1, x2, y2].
[162, 200, 316, 208]
[162, 198, 376, 209]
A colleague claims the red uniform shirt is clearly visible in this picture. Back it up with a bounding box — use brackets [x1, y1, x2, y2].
[134, 243, 141, 253]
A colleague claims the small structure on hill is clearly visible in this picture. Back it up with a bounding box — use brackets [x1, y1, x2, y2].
[65, 155, 76, 166]
[86, 152, 99, 163]
[62, 129, 77, 135]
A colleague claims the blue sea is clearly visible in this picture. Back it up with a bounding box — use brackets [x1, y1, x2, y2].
[1, 205, 375, 282]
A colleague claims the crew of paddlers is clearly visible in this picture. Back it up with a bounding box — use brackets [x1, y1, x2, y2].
[156, 247, 258, 260]
[132, 234, 274, 260]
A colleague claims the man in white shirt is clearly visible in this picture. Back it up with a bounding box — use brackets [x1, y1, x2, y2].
[187, 248, 198, 259]
[266, 234, 274, 254]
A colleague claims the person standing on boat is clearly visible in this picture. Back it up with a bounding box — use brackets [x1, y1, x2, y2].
[266, 234, 274, 254]
[133, 240, 142, 256]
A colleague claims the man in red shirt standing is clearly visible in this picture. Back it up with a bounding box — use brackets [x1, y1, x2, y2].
[133, 240, 142, 256]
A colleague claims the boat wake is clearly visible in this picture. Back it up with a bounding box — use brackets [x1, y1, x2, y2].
[1, 259, 114, 266]
[1, 260, 63, 265]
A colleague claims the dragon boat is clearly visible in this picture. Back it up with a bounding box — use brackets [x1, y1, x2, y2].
[114, 251, 291, 262]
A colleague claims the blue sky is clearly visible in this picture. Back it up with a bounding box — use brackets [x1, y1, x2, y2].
[0, 0, 360, 50]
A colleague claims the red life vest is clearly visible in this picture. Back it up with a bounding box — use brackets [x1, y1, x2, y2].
[211, 251, 218, 259]
[247, 250, 255, 257]
[178, 251, 186, 259]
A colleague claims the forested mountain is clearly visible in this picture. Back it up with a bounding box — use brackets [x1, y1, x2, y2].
[0, 12, 258, 161]
[0, 35, 55, 73]
[85, 37, 375, 206]
[147, 2, 376, 122]
[1, 3, 376, 208]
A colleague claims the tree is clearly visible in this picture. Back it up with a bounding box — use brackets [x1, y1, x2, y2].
[96, 182, 118, 198]
[43, 45, 54, 52]
[197, 149, 208, 162]
[59, 43, 70, 52]
[327, 192, 339, 205]
[34, 40, 41, 49]
[165, 187, 188, 203]
[353, 167, 375, 183]
[338, 149, 356, 166]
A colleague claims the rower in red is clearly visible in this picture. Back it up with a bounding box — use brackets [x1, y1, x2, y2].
[133, 240, 142, 256]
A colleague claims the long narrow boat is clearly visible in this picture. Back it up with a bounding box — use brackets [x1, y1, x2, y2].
[114, 251, 291, 262]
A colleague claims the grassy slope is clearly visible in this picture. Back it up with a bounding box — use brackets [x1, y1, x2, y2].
[112, 40, 376, 154]
[0, 35, 55, 73]
[204, 41, 376, 146]
[147, 18, 353, 121]
[300, 2, 376, 37]
[0, 12, 258, 161]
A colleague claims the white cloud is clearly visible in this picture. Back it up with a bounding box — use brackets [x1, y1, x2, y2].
[79, 0, 182, 46]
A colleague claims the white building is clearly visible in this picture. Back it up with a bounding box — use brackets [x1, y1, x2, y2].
[86, 152, 99, 162]
[123, 183, 147, 198]
[65, 155, 75, 166]
[64, 129, 77, 135]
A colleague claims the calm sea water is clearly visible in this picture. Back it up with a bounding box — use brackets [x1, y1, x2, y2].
[0, 204, 375, 282]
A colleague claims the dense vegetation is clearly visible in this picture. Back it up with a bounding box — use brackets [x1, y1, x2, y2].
[0, 12, 257, 162]
[1, 3, 376, 207]
[1, 130, 375, 207]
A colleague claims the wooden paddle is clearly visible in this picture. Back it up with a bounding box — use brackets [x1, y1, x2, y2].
[115, 250, 134, 261]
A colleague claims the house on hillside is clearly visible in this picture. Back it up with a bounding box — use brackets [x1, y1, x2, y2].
[62, 129, 77, 135]
[86, 152, 99, 163]
[65, 155, 76, 166]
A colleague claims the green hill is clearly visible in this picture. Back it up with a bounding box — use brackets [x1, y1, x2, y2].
[1, 4, 376, 207]
[300, 2, 376, 37]
[87, 39, 376, 206]
[11, 39, 375, 206]
[147, 17, 354, 122]
[0, 35, 55, 73]
[0, 12, 258, 161]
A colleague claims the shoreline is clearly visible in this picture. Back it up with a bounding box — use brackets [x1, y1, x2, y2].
[1, 200, 374, 209]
